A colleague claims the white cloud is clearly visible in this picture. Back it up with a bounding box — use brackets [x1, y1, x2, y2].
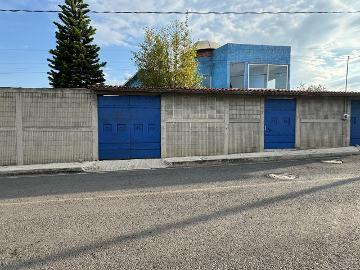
[86, 0, 360, 90]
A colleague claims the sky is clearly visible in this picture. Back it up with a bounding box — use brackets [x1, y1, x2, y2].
[0, 0, 360, 90]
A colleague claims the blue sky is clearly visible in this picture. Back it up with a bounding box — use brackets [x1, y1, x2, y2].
[1, 0, 360, 90]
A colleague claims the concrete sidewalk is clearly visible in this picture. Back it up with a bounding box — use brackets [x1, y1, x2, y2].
[0, 162, 84, 176]
[164, 147, 360, 167]
[0, 147, 359, 176]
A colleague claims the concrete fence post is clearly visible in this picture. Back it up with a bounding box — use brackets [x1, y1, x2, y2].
[91, 93, 99, 161]
[161, 94, 167, 158]
[15, 92, 24, 165]
[259, 97, 265, 151]
[295, 97, 301, 149]
[343, 97, 351, 146]
[224, 98, 230, 155]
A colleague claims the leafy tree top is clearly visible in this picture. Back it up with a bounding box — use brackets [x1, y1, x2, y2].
[297, 82, 327, 91]
[133, 20, 203, 88]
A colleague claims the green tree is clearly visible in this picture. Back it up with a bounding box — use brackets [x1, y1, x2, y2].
[133, 21, 202, 88]
[297, 82, 327, 91]
[48, 0, 106, 88]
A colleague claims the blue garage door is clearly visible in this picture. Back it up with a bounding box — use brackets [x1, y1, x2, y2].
[265, 99, 296, 149]
[350, 100, 360, 146]
[98, 95, 161, 160]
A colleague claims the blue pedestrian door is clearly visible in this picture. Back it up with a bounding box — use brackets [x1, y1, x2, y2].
[264, 99, 296, 149]
[350, 100, 360, 146]
[98, 96, 161, 160]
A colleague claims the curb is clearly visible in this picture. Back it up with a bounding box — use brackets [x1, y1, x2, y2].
[1, 147, 359, 176]
[164, 149, 360, 168]
[0, 167, 84, 177]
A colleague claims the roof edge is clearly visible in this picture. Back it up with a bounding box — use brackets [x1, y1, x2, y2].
[90, 85, 360, 97]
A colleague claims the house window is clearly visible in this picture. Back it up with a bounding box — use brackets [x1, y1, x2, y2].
[248, 64, 288, 89]
[230, 62, 245, 88]
[248, 64, 268, 89]
[268, 65, 288, 89]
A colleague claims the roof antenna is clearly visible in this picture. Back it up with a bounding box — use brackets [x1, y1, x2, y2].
[345, 55, 350, 92]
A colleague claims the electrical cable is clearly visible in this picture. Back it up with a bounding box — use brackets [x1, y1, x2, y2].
[1, 9, 360, 15]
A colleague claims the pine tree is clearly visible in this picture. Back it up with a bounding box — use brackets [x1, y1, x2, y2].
[48, 0, 106, 88]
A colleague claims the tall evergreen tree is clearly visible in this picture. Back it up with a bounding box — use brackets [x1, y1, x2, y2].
[48, 0, 106, 88]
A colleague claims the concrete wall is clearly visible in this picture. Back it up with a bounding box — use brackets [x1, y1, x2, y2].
[296, 97, 349, 149]
[0, 92, 17, 165]
[162, 94, 351, 158]
[161, 94, 263, 158]
[0, 89, 98, 165]
[0, 89, 353, 164]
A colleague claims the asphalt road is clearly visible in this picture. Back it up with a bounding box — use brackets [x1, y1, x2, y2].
[1, 156, 360, 269]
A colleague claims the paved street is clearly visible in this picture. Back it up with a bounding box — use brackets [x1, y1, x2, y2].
[1, 156, 360, 269]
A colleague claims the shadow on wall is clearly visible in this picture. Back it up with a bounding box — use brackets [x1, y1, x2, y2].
[0, 159, 323, 199]
[6, 176, 360, 270]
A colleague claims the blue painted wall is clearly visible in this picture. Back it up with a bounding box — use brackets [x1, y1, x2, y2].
[125, 43, 291, 89]
[126, 75, 141, 87]
[197, 56, 213, 87]
[350, 100, 360, 146]
[204, 43, 291, 89]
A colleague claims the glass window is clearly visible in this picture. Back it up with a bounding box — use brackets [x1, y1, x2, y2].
[230, 63, 245, 88]
[249, 64, 268, 88]
[248, 64, 288, 89]
[268, 65, 288, 89]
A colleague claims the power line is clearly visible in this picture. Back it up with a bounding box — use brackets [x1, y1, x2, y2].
[1, 48, 359, 54]
[1, 9, 360, 15]
[0, 68, 135, 74]
[0, 72, 47, 74]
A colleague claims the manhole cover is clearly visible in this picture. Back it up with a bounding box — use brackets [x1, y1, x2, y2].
[322, 160, 343, 164]
[268, 173, 297, 180]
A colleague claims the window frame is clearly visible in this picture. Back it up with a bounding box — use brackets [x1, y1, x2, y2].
[229, 62, 245, 89]
[267, 64, 289, 90]
[248, 64, 288, 89]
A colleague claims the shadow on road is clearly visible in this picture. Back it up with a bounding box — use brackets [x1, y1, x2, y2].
[5, 176, 359, 270]
[0, 159, 322, 199]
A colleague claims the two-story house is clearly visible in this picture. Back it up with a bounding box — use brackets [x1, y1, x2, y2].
[125, 41, 291, 89]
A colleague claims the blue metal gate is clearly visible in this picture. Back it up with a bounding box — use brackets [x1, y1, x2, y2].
[264, 99, 296, 149]
[98, 95, 161, 160]
[350, 100, 360, 146]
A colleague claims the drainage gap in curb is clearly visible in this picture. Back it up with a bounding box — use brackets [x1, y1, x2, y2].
[268, 173, 298, 180]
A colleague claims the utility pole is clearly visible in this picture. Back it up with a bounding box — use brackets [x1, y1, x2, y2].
[345, 56, 350, 92]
